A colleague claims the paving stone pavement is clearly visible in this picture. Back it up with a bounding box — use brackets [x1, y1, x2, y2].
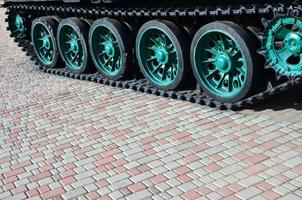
[1, 7, 302, 200]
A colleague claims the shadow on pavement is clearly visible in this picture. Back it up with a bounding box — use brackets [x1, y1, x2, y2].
[244, 85, 302, 111]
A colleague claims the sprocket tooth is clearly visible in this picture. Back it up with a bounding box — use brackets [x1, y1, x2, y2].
[261, 18, 271, 27]
[257, 47, 267, 55]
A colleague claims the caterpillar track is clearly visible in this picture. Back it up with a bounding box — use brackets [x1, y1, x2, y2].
[3, 1, 302, 110]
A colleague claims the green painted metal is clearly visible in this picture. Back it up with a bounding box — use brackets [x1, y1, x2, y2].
[32, 22, 55, 66]
[9, 12, 25, 38]
[193, 30, 247, 99]
[58, 25, 85, 70]
[263, 17, 302, 76]
[90, 25, 122, 77]
[137, 28, 179, 87]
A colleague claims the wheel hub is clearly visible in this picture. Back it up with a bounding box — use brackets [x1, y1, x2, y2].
[155, 47, 169, 64]
[215, 53, 232, 73]
[70, 39, 79, 54]
[42, 35, 51, 50]
[104, 42, 115, 58]
[285, 32, 302, 54]
[15, 15, 24, 32]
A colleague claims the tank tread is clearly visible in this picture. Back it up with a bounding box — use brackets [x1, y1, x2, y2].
[4, 2, 302, 110]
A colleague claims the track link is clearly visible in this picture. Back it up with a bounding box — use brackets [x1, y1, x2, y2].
[4, 2, 302, 110]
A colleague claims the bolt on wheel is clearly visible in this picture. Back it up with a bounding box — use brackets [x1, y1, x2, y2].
[262, 17, 302, 76]
[31, 17, 61, 68]
[136, 20, 189, 90]
[89, 18, 132, 80]
[57, 18, 92, 73]
[191, 21, 258, 103]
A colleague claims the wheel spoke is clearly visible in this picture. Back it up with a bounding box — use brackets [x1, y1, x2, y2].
[202, 58, 215, 63]
[216, 73, 227, 89]
[206, 69, 219, 79]
[228, 75, 233, 92]
[152, 64, 163, 74]
[277, 47, 293, 61]
[162, 65, 169, 80]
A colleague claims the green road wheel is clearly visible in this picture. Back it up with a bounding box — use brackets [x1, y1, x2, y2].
[89, 18, 132, 80]
[136, 20, 189, 90]
[57, 18, 92, 73]
[262, 17, 302, 76]
[191, 21, 258, 103]
[31, 17, 61, 68]
[8, 11, 27, 38]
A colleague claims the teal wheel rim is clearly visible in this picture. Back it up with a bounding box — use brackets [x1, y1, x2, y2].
[193, 30, 247, 98]
[90, 25, 122, 77]
[263, 17, 302, 76]
[58, 25, 85, 70]
[138, 28, 179, 87]
[9, 12, 26, 38]
[32, 22, 55, 66]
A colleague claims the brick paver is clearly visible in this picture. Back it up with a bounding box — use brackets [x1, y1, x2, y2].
[1, 8, 302, 200]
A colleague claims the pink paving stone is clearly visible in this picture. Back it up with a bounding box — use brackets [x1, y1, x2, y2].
[60, 176, 76, 185]
[205, 163, 221, 172]
[176, 166, 191, 175]
[112, 159, 126, 167]
[276, 174, 291, 182]
[178, 174, 193, 183]
[128, 183, 146, 193]
[292, 165, 302, 174]
[120, 188, 132, 196]
[94, 156, 115, 166]
[217, 187, 234, 197]
[59, 170, 76, 179]
[228, 183, 244, 192]
[3, 175, 18, 184]
[145, 149, 156, 155]
[30, 171, 52, 182]
[245, 154, 268, 165]
[196, 186, 212, 195]
[260, 140, 280, 150]
[139, 136, 157, 145]
[101, 148, 120, 157]
[256, 182, 273, 191]
[242, 141, 258, 148]
[114, 166, 127, 173]
[233, 152, 250, 161]
[189, 144, 209, 153]
[128, 168, 142, 176]
[87, 191, 100, 200]
[180, 136, 194, 143]
[64, 163, 76, 170]
[202, 135, 216, 142]
[244, 163, 268, 175]
[209, 154, 223, 162]
[4, 167, 25, 178]
[182, 190, 200, 200]
[26, 189, 40, 197]
[41, 188, 65, 199]
[262, 190, 281, 199]
[4, 183, 15, 191]
[37, 185, 51, 193]
[96, 166, 108, 173]
[151, 175, 168, 184]
[185, 154, 200, 162]
[96, 180, 109, 188]
[12, 160, 31, 170]
[11, 185, 27, 194]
